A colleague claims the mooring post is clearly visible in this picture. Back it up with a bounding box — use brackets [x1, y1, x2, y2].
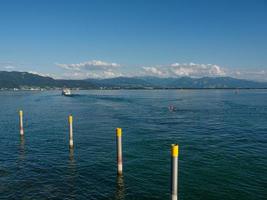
[19, 110, 24, 136]
[171, 144, 179, 200]
[116, 128, 123, 175]
[69, 115, 74, 149]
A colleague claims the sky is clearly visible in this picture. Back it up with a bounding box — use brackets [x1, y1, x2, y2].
[0, 0, 266, 80]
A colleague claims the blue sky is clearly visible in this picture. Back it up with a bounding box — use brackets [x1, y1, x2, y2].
[0, 0, 266, 80]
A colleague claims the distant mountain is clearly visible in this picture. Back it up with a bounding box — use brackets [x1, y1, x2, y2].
[87, 76, 267, 89]
[1, 71, 267, 89]
[0, 71, 95, 89]
[87, 77, 152, 88]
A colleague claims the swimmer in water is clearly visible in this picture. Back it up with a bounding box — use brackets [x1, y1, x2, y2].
[169, 105, 176, 112]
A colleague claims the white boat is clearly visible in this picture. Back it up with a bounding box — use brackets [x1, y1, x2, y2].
[62, 88, 71, 96]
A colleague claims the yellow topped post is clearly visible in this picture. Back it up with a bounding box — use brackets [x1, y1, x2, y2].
[116, 128, 123, 175]
[171, 144, 179, 200]
[172, 144, 179, 157]
[69, 115, 73, 124]
[116, 128, 122, 137]
[69, 115, 74, 149]
[19, 110, 24, 136]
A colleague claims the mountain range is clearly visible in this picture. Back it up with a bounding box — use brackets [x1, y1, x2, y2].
[1, 71, 267, 89]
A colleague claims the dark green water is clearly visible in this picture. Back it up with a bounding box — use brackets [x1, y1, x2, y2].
[0, 90, 266, 200]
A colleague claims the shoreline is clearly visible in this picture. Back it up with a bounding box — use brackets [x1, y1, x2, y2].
[1, 87, 267, 91]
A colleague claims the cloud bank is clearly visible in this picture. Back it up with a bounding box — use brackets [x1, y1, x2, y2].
[55, 60, 123, 79]
[0, 62, 16, 70]
[143, 63, 226, 78]
[56, 59, 267, 81]
[56, 60, 120, 71]
[230, 69, 267, 81]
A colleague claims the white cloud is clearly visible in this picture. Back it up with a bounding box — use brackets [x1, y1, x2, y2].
[0, 62, 16, 70]
[55, 70, 123, 80]
[142, 67, 167, 77]
[28, 71, 54, 78]
[143, 63, 226, 78]
[229, 69, 267, 81]
[55, 59, 122, 79]
[56, 60, 120, 71]
[142, 63, 267, 81]
[4, 65, 15, 70]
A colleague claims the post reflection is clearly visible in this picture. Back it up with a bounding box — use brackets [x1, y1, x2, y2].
[69, 148, 74, 162]
[115, 175, 125, 200]
[68, 148, 77, 200]
[19, 136, 25, 161]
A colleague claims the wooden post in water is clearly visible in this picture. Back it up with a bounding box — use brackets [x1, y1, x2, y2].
[19, 110, 24, 136]
[171, 144, 179, 200]
[69, 115, 74, 149]
[116, 128, 123, 175]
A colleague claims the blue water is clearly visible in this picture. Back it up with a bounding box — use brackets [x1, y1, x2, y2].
[0, 90, 266, 200]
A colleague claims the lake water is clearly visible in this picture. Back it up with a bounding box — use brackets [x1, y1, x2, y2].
[0, 90, 266, 200]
